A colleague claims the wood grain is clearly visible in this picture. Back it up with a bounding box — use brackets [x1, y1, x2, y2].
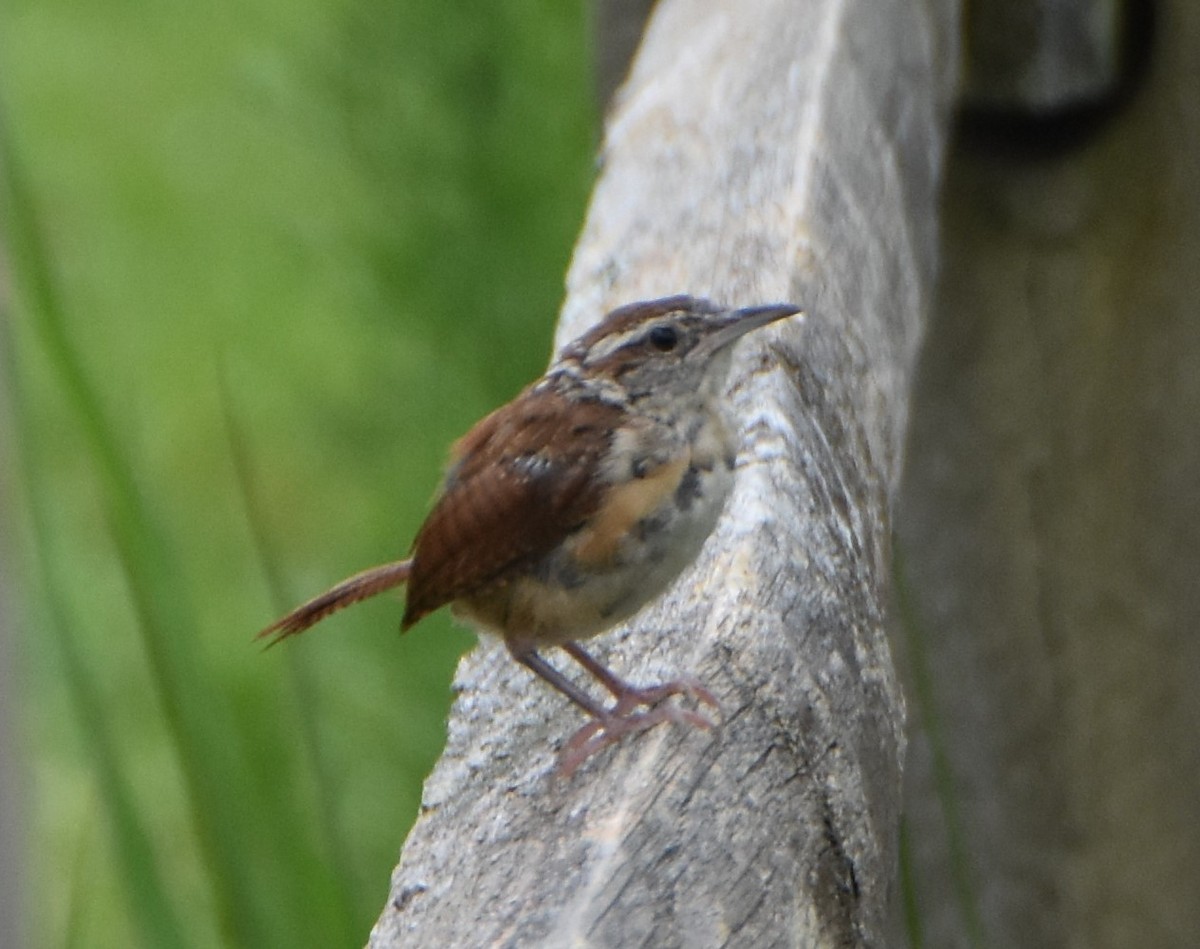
[371, 0, 958, 945]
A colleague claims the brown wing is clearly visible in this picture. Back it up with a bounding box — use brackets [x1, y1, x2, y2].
[401, 388, 624, 628]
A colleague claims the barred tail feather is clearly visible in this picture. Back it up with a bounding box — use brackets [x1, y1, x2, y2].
[258, 559, 413, 646]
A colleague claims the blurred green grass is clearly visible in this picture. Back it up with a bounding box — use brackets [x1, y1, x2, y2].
[0, 0, 594, 945]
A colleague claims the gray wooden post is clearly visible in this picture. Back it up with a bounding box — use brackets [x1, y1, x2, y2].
[369, 1, 957, 945]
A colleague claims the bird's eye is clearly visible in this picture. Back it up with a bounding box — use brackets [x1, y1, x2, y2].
[647, 324, 679, 351]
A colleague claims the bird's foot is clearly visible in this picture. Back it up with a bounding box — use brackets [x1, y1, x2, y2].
[610, 674, 719, 717]
[557, 678, 718, 778]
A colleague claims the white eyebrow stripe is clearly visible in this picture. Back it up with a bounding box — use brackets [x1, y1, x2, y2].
[582, 327, 646, 365]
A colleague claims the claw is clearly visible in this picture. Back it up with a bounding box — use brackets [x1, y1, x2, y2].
[612, 675, 719, 715]
[555, 680, 719, 778]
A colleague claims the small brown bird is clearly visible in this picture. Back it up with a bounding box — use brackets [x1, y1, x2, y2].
[261, 295, 802, 773]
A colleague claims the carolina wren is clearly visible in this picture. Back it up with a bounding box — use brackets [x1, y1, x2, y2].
[261, 295, 802, 773]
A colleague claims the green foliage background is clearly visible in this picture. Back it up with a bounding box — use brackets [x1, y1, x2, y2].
[0, 1, 595, 945]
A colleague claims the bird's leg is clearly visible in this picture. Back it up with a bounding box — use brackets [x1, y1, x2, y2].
[561, 642, 719, 715]
[510, 642, 717, 777]
[510, 648, 611, 720]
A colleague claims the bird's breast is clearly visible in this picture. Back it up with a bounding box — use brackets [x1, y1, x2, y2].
[453, 409, 738, 645]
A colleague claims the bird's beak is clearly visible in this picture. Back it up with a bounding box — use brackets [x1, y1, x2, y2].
[693, 302, 803, 359]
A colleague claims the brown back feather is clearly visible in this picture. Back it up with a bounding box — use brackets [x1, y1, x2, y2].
[402, 388, 623, 628]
